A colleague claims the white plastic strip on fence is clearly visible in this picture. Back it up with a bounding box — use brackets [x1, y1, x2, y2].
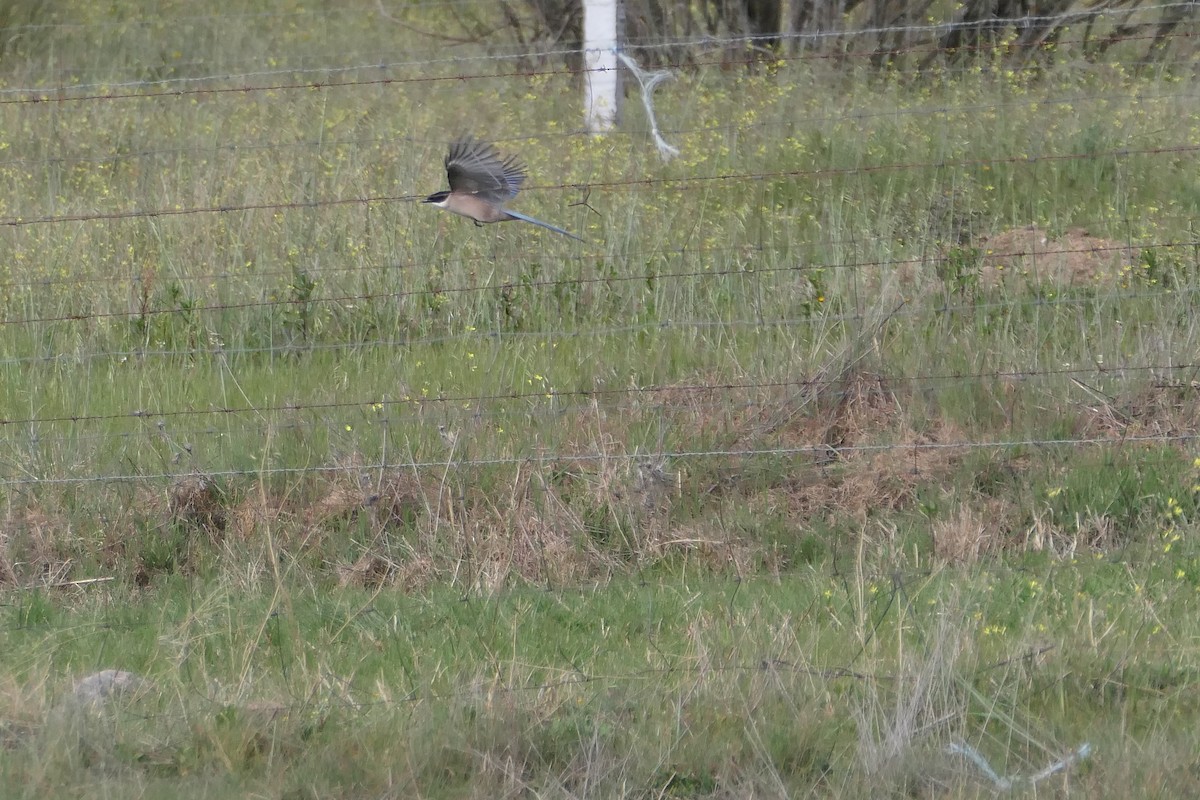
[947, 741, 1092, 790]
[614, 52, 679, 161]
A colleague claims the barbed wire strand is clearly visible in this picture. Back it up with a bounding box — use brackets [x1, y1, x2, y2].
[6, 0, 1186, 36]
[4, 432, 1196, 488]
[4, 359, 1197, 449]
[2, 26, 1195, 105]
[2, 235, 1194, 332]
[2, 2, 1191, 97]
[2, 142, 1198, 230]
[3, 354, 1195, 430]
[5, 300, 1196, 372]
[3, 87, 1198, 175]
[2, 229, 1192, 296]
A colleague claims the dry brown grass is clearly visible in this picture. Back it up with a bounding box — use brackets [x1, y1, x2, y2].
[6, 366, 1156, 591]
[1025, 510, 1119, 557]
[308, 457, 457, 589]
[229, 491, 288, 541]
[1075, 381, 1200, 439]
[932, 500, 1008, 564]
[0, 504, 71, 586]
[462, 476, 593, 591]
[764, 372, 966, 525]
[300, 456, 450, 533]
[167, 474, 227, 534]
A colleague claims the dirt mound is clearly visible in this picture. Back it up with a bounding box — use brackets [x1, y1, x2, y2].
[977, 225, 1137, 289]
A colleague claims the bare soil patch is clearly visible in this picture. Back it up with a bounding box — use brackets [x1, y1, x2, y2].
[977, 225, 1137, 289]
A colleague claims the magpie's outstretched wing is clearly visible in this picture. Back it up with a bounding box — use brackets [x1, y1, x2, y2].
[445, 136, 526, 203]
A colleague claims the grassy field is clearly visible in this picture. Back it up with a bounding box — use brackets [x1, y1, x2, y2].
[1, 1, 1199, 797]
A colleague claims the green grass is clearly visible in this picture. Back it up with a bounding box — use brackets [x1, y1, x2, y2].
[4, 555, 1200, 797]
[1, 1, 1199, 796]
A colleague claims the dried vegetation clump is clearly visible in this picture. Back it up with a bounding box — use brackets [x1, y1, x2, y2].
[1075, 380, 1200, 440]
[0, 505, 72, 586]
[167, 474, 227, 535]
[932, 502, 1006, 564]
[753, 372, 965, 525]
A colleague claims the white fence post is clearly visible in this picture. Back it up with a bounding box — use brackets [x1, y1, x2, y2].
[583, 0, 623, 133]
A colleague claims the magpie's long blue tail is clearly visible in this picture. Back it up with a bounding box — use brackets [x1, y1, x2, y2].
[505, 209, 587, 243]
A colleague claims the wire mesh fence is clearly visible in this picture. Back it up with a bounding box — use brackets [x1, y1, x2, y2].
[0, 0, 1196, 493]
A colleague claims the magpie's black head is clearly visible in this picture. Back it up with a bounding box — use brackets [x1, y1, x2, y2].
[422, 190, 450, 204]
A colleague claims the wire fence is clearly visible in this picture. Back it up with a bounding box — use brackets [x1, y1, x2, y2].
[2, 143, 1198, 229]
[0, 238, 1171, 293]
[3, 27, 1196, 108]
[5, 433, 1200, 490]
[0, 17, 1193, 794]
[4, 358, 1197, 429]
[2, 291, 1198, 372]
[1, 1, 1192, 91]
[3, 84, 1198, 167]
[0, 4, 1198, 493]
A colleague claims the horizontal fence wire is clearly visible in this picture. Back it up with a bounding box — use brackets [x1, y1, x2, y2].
[4, 369, 1196, 456]
[3, 143, 1198, 229]
[1, 1, 1191, 96]
[3, 433, 1196, 489]
[3, 360, 1195, 430]
[0, 377, 1151, 446]
[4, 293, 1199, 371]
[4, 291, 1200, 371]
[2, 8, 1198, 493]
[2, 85, 1200, 173]
[5, 1, 1186, 36]
[3, 39, 1188, 111]
[0, 49, 1183, 110]
[0, 238, 1193, 336]
[0, 4, 462, 32]
[0, 380, 1175, 449]
[1, 26, 1196, 104]
[632, 4, 1196, 45]
[6, 229, 1196, 293]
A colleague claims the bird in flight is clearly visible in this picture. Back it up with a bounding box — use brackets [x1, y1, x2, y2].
[422, 136, 585, 242]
